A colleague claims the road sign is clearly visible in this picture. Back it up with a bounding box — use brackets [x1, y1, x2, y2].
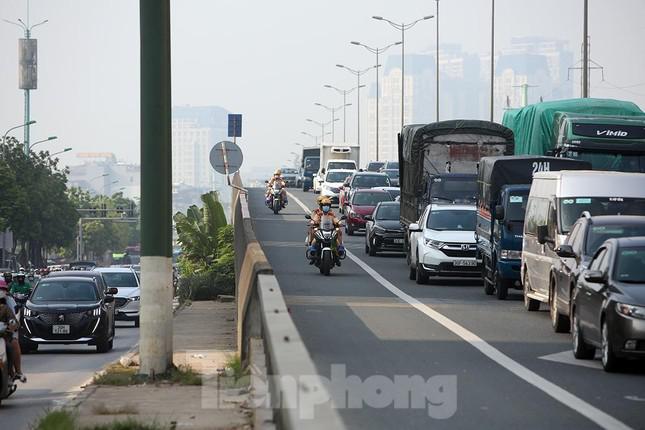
[228, 114, 242, 138]
[210, 140, 243, 175]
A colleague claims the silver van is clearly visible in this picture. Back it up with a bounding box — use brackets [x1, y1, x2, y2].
[521, 171, 645, 317]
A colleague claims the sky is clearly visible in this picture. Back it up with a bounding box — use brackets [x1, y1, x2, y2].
[1, 0, 645, 177]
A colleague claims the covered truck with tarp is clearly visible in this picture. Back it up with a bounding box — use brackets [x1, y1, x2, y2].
[476, 156, 592, 299]
[398, 119, 515, 228]
[504, 98, 645, 172]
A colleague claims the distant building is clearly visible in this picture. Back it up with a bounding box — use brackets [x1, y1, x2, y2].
[67, 153, 140, 198]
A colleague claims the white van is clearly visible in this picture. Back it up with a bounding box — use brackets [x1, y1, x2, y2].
[521, 170, 645, 314]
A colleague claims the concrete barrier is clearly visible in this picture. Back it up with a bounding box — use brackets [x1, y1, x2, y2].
[233, 180, 346, 430]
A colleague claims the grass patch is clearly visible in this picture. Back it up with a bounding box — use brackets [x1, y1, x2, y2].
[91, 403, 139, 415]
[33, 409, 76, 430]
[86, 418, 164, 430]
[218, 354, 249, 389]
[225, 354, 245, 380]
[93, 363, 201, 386]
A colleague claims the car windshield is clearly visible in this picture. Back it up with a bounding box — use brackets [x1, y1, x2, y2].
[305, 158, 320, 171]
[282, 168, 297, 174]
[506, 191, 529, 221]
[367, 162, 385, 172]
[385, 162, 399, 169]
[32, 280, 98, 302]
[559, 197, 645, 234]
[585, 224, 645, 256]
[326, 171, 350, 182]
[328, 161, 355, 170]
[385, 189, 400, 200]
[383, 169, 399, 179]
[352, 175, 390, 188]
[102, 272, 138, 289]
[376, 204, 400, 220]
[429, 177, 477, 203]
[614, 247, 645, 283]
[352, 192, 392, 206]
[427, 209, 477, 231]
[572, 152, 645, 173]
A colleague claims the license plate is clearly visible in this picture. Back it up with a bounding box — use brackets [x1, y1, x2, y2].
[454, 260, 477, 267]
[393, 239, 404, 244]
[52, 324, 70, 334]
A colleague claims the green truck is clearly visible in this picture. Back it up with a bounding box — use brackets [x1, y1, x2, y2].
[503, 98, 645, 172]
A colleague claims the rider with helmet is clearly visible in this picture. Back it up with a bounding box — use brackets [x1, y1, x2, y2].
[307, 196, 345, 264]
[9, 273, 32, 296]
[0, 289, 26, 383]
[266, 169, 288, 206]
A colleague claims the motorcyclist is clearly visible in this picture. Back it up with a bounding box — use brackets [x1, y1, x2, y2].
[266, 169, 288, 206]
[307, 196, 345, 264]
[0, 289, 26, 383]
[9, 273, 32, 296]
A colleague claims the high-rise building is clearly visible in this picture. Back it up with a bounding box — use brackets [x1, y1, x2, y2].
[67, 153, 140, 198]
[172, 105, 229, 190]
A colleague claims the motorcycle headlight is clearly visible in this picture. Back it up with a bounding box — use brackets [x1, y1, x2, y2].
[616, 303, 645, 320]
[500, 249, 522, 260]
[424, 239, 445, 249]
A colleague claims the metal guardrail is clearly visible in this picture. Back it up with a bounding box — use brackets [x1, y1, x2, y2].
[232, 178, 345, 430]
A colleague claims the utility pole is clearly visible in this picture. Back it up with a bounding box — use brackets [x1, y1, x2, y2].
[139, 0, 173, 376]
[436, 0, 440, 122]
[582, 0, 589, 98]
[3, 2, 48, 155]
[490, 0, 495, 121]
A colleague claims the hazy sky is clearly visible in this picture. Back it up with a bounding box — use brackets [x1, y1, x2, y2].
[1, 0, 644, 176]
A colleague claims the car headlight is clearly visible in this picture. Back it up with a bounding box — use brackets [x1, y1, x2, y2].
[24, 308, 37, 317]
[424, 239, 445, 249]
[616, 303, 645, 320]
[500, 249, 522, 260]
[373, 225, 386, 234]
[131, 296, 140, 301]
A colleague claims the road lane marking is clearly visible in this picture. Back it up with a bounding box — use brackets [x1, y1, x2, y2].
[539, 350, 603, 370]
[287, 190, 632, 430]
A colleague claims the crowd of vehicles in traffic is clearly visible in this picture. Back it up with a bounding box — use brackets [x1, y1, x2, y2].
[291, 97, 645, 372]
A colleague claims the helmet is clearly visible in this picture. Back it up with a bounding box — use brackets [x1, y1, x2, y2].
[2, 272, 12, 281]
[274, 169, 282, 176]
[317, 196, 331, 206]
[15, 273, 25, 280]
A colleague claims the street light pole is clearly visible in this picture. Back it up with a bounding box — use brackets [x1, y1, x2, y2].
[324, 84, 364, 143]
[314, 102, 351, 144]
[582, 0, 589, 98]
[29, 135, 57, 150]
[3, 17, 48, 154]
[490, 0, 495, 121]
[436, 0, 440, 122]
[372, 15, 434, 130]
[336, 64, 377, 150]
[350, 41, 400, 160]
[2, 120, 36, 157]
[50, 147, 72, 157]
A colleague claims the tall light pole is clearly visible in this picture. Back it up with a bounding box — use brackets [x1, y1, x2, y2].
[350, 41, 400, 160]
[314, 102, 351, 144]
[582, 0, 589, 98]
[435, 0, 440, 122]
[29, 135, 57, 150]
[306, 118, 338, 147]
[490, 0, 495, 121]
[336, 64, 377, 149]
[3, 16, 48, 154]
[301, 130, 331, 147]
[372, 14, 434, 129]
[324, 84, 364, 143]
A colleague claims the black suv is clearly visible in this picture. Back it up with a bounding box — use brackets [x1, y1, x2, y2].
[551, 215, 645, 333]
[572, 237, 645, 372]
[20, 276, 117, 353]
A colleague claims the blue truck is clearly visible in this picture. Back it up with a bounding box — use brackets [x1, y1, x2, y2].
[301, 147, 320, 192]
[477, 156, 591, 299]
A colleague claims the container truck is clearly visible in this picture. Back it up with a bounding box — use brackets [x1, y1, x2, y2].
[313, 143, 360, 194]
[301, 146, 320, 191]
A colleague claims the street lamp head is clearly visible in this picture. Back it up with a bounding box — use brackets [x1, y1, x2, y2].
[314, 102, 323, 107]
[306, 118, 314, 123]
[394, 41, 403, 46]
[27, 120, 36, 125]
[48, 136, 58, 141]
[350, 41, 361, 46]
[324, 84, 332, 88]
[336, 64, 345, 69]
[372, 16, 383, 20]
[423, 15, 435, 20]
[63, 147, 72, 152]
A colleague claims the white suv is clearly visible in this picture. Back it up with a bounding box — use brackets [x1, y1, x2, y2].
[321, 169, 354, 206]
[408, 204, 481, 284]
[95, 267, 141, 327]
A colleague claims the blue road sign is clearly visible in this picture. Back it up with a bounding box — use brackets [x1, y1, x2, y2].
[228, 114, 242, 138]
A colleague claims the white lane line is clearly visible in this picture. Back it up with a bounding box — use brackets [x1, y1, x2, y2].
[288, 190, 631, 430]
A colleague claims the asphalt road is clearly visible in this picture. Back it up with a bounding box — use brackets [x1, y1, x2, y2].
[3, 321, 139, 429]
[249, 188, 645, 430]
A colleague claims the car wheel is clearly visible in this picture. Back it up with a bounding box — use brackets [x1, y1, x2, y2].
[364, 241, 369, 254]
[601, 321, 623, 372]
[415, 251, 428, 285]
[572, 307, 595, 359]
[407, 250, 416, 280]
[495, 275, 509, 300]
[346, 224, 354, 236]
[523, 270, 540, 311]
[134, 317, 140, 328]
[550, 279, 570, 333]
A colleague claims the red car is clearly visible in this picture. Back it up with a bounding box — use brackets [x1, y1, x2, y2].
[339, 172, 391, 213]
[345, 189, 393, 235]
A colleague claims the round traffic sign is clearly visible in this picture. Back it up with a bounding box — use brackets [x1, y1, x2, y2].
[210, 141, 243, 175]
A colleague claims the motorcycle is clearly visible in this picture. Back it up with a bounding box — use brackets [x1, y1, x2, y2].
[12, 293, 29, 320]
[305, 214, 346, 276]
[266, 182, 284, 214]
[0, 322, 18, 406]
